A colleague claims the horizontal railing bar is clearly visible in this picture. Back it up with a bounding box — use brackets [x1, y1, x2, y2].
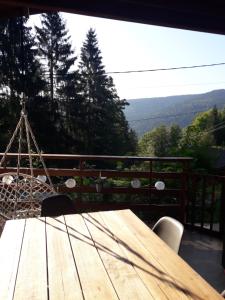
[0, 167, 184, 178]
[191, 173, 225, 181]
[75, 203, 180, 211]
[0, 153, 193, 162]
[58, 185, 181, 195]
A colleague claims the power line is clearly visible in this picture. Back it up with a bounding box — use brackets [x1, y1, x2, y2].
[107, 62, 225, 75]
[128, 109, 204, 123]
[41, 62, 225, 77]
[206, 123, 225, 134]
[206, 119, 225, 132]
[127, 81, 225, 90]
[189, 123, 225, 140]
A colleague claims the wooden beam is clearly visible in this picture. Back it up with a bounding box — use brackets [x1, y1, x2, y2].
[75, 203, 179, 212]
[1, 1, 225, 35]
[0, 167, 184, 179]
[58, 185, 181, 195]
[0, 152, 193, 162]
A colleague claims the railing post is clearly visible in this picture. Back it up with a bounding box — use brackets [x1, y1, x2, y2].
[200, 176, 206, 229]
[149, 160, 152, 202]
[219, 179, 225, 235]
[179, 161, 190, 223]
[209, 177, 216, 232]
[76, 159, 85, 210]
[220, 179, 225, 268]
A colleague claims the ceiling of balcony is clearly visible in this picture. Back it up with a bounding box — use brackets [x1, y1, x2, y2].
[0, 1, 225, 35]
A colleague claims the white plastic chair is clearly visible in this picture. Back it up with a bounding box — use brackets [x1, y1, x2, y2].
[152, 216, 184, 254]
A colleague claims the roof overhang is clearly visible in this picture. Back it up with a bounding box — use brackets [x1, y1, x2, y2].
[0, 1, 225, 35]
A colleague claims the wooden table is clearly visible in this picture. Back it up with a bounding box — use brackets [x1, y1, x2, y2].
[0, 209, 223, 300]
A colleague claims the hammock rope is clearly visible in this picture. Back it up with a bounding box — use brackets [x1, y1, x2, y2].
[0, 110, 56, 222]
[0, 16, 56, 228]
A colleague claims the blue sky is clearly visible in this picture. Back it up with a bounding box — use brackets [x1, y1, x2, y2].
[29, 12, 225, 99]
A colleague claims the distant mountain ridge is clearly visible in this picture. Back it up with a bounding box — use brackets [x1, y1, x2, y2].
[124, 90, 225, 136]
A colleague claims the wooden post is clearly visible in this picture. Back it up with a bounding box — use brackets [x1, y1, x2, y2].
[149, 160, 152, 202]
[179, 161, 190, 223]
[76, 159, 85, 209]
[220, 179, 225, 268]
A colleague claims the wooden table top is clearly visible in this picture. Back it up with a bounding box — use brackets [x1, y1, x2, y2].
[0, 209, 223, 300]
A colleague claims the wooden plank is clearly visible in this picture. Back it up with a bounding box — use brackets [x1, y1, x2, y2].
[99, 211, 189, 299]
[83, 212, 154, 300]
[0, 167, 185, 179]
[0, 219, 25, 300]
[117, 209, 224, 300]
[65, 214, 118, 300]
[13, 218, 48, 300]
[45, 216, 83, 300]
[0, 153, 193, 162]
[59, 185, 181, 195]
[74, 203, 179, 213]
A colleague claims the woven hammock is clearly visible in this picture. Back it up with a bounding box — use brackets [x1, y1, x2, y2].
[0, 19, 57, 233]
[0, 111, 56, 228]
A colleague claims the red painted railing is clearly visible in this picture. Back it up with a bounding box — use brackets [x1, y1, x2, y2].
[0, 153, 192, 222]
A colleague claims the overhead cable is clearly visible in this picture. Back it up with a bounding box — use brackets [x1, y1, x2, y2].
[107, 62, 225, 75]
[41, 62, 225, 76]
[128, 109, 205, 123]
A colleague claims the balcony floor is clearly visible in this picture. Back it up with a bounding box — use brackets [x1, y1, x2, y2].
[179, 229, 225, 293]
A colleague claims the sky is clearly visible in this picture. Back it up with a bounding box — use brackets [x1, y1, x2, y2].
[29, 12, 225, 100]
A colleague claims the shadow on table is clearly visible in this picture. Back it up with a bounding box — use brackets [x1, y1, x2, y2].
[39, 215, 206, 300]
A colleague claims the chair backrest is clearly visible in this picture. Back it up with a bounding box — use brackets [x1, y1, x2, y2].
[41, 194, 76, 217]
[152, 216, 184, 253]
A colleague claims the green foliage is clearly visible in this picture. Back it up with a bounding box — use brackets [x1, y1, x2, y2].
[35, 13, 76, 100]
[78, 28, 137, 155]
[0, 16, 137, 156]
[0, 17, 45, 151]
[138, 106, 225, 171]
[139, 124, 182, 157]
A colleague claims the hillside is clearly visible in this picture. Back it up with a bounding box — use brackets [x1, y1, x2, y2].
[124, 90, 225, 136]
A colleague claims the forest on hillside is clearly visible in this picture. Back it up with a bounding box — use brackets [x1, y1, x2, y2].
[0, 13, 137, 156]
[125, 90, 225, 136]
[139, 106, 225, 171]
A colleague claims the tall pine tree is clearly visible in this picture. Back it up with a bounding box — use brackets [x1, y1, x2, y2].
[35, 13, 76, 102]
[79, 28, 137, 155]
[35, 12, 80, 153]
[0, 17, 45, 150]
[0, 17, 45, 99]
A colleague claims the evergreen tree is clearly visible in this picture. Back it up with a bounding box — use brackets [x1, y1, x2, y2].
[169, 124, 182, 153]
[211, 105, 222, 144]
[79, 28, 137, 155]
[35, 12, 80, 153]
[0, 17, 45, 99]
[0, 17, 45, 150]
[35, 13, 76, 102]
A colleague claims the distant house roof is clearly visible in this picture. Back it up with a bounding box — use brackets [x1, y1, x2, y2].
[1, 1, 225, 35]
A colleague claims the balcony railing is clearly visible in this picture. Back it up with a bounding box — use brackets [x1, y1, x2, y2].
[186, 173, 225, 237]
[0, 153, 224, 236]
[0, 153, 192, 222]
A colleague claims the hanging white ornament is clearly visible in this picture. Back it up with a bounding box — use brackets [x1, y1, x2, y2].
[2, 175, 14, 185]
[37, 175, 47, 183]
[155, 181, 165, 190]
[65, 178, 76, 188]
[131, 178, 141, 189]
